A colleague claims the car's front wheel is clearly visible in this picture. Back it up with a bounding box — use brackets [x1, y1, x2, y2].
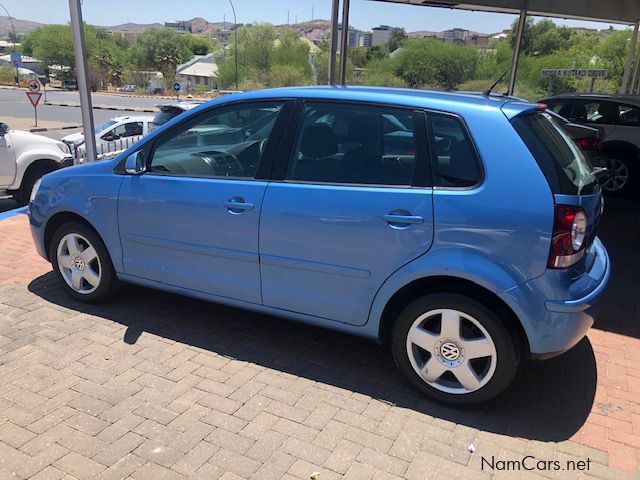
[50, 222, 119, 302]
[392, 293, 520, 406]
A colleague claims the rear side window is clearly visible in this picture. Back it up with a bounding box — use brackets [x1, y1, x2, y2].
[430, 115, 481, 188]
[286, 102, 419, 186]
[512, 112, 598, 195]
[618, 103, 640, 126]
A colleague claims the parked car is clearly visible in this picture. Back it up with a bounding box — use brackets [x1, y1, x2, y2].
[29, 87, 610, 405]
[0, 122, 73, 206]
[117, 85, 137, 93]
[540, 93, 640, 195]
[149, 102, 200, 132]
[62, 115, 154, 159]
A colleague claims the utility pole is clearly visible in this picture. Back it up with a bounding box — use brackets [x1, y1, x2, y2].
[0, 3, 19, 85]
[69, 0, 97, 162]
[328, 0, 340, 85]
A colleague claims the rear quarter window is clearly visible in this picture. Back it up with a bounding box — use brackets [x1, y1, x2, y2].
[511, 111, 598, 195]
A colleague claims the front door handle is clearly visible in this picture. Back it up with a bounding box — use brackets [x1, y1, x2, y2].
[383, 214, 424, 225]
[224, 198, 254, 214]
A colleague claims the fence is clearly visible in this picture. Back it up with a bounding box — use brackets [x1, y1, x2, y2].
[75, 135, 143, 163]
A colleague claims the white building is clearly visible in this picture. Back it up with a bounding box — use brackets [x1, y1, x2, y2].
[175, 53, 218, 91]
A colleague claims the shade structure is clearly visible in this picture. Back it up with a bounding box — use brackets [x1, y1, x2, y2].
[369, 0, 640, 25]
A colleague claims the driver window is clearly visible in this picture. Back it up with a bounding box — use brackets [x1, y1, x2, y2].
[148, 102, 283, 179]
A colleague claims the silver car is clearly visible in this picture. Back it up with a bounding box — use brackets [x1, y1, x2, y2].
[541, 93, 640, 195]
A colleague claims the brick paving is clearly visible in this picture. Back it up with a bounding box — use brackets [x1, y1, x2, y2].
[0, 202, 638, 480]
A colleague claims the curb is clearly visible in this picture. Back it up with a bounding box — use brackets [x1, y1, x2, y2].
[43, 101, 155, 113]
[29, 124, 81, 133]
[0, 206, 27, 222]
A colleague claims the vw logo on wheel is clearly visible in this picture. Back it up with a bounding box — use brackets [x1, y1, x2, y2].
[440, 342, 460, 361]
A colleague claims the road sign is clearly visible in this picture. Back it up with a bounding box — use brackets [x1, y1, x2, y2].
[10, 52, 21, 68]
[28, 79, 40, 93]
[541, 69, 608, 78]
[26, 92, 42, 127]
[173, 82, 181, 93]
[26, 92, 42, 108]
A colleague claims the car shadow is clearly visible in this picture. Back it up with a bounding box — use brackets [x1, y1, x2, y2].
[595, 196, 640, 339]
[28, 271, 596, 443]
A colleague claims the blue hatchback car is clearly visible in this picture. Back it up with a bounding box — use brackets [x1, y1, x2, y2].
[29, 87, 610, 405]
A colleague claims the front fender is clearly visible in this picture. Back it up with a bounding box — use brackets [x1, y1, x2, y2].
[29, 171, 124, 271]
[11, 150, 68, 190]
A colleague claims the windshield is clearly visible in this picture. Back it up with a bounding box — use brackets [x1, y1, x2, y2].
[512, 111, 598, 195]
[94, 119, 118, 134]
[150, 107, 185, 131]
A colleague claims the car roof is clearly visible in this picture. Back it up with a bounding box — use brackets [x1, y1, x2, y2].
[112, 115, 154, 122]
[155, 101, 201, 111]
[541, 93, 640, 106]
[200, 86, 539, 119]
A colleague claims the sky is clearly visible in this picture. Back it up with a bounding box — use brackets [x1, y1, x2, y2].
[0, 0, 629, 34]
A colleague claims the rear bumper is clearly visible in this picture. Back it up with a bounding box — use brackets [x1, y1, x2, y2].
[501, 237, 610, 358]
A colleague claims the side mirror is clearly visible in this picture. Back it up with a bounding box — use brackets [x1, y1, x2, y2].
[125, 151, 146, 175]
[0, 123, 9, 136]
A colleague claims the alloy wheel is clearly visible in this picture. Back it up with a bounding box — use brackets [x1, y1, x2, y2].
[405, 308, 497, 394]
[602, 158, 629, 192]
[56, 233, 102, 294]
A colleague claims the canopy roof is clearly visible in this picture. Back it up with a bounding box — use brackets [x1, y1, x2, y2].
[370, 0, 640, 25]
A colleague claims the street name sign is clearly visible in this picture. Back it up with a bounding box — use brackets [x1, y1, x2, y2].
[541, 69, 608, 78]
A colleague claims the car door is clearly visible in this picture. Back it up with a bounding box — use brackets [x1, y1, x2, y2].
[259, 101, 434, 326]
[118, 100, 289, 304]
[0, 131, 16, 187]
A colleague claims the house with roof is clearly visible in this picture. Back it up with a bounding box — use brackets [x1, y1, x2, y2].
[175, 53, 218, 91]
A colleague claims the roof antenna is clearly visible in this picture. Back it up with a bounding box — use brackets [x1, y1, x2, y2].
[484, 70, 509, 96]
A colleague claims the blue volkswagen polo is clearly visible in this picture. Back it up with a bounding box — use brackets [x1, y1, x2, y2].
[29, 87, 610, 405]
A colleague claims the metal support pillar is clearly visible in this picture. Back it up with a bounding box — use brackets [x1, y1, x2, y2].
[621, 22, 639, 93]
[339, 0, 350, 85]
[69, 0, 97, 163]
[631, 44, 640, 94]
[507, 2, 528, 96]
[328, 0, 340, 85]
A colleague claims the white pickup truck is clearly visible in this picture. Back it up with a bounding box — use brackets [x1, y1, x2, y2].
[0, 122, 74, 206]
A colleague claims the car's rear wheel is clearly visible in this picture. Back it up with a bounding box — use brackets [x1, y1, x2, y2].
[50, 222, 118, 302]
[392, 293, 520, 406]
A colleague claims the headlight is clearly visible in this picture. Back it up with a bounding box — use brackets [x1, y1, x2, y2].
[30, 178, 42, 203]
[57, 142, 71, 154]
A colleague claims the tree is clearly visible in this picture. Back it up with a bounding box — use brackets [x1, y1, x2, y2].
[387, 27, 407, 53]
[393, 38, 477, 89]
[270, 64, 308, 87]
[22, 24, 98, 68]
[134, 28, 192, 90]
[348, 46, 368, 68]
[508, 18, 570, 56]
[185, 34, 213, 56]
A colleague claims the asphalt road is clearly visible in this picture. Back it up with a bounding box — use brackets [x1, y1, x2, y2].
[0, 87, 162, 125]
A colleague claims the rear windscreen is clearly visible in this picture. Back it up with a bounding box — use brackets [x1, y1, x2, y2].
[511, 112, 599, 195]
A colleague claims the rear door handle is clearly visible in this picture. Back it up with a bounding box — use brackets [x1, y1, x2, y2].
[383, 214, 424, 225]
[224, 198, 254, 214]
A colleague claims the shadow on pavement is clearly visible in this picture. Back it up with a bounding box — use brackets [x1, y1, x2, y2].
[28, 270, 597, 444]
[594, 196, 640, 339]
[27, 192, 640, 444]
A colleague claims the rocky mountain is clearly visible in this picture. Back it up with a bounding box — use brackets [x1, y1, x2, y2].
[0, 16, 44, 36]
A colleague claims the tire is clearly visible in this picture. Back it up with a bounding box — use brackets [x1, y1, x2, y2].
[50, 222, 119, 303]
[15, 164, 51, 207]
[391, 293, 520, 406]
[600, 150, 637, 197]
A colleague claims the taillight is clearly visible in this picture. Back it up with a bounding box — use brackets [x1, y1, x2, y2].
[548, 205, 588, 269]
[576, 137, 598, 152]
